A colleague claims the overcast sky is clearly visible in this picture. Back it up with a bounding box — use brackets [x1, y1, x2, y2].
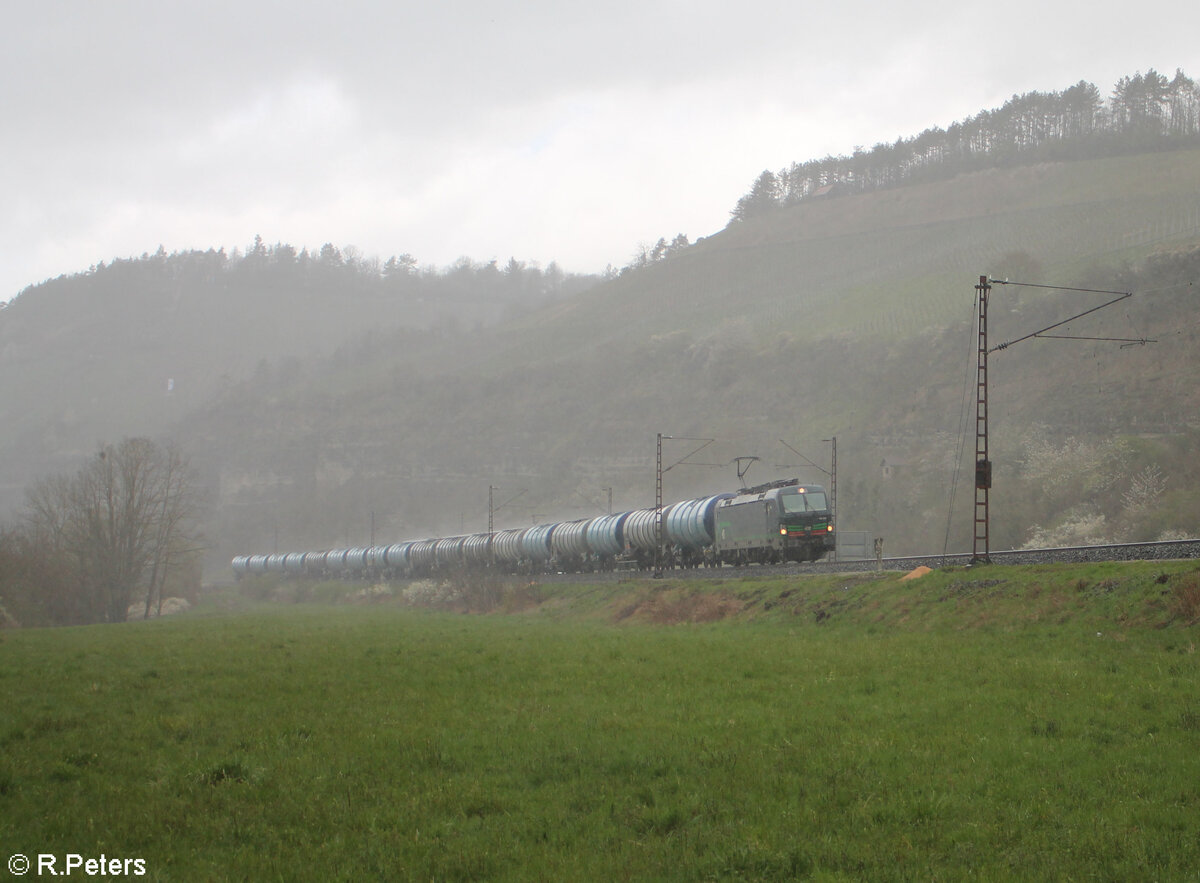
[3, 1, 1198, 301]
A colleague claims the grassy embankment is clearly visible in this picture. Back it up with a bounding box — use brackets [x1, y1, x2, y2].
[2, 560, 1199, 881]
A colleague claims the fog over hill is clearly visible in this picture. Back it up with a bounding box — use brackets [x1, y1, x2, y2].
[3, 145, 1200, 574]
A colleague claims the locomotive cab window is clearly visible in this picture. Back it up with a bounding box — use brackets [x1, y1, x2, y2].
[781, 490, 828, 513]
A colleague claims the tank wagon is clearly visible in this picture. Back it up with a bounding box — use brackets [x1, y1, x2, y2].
[233, 479, 833, 579]
[667, 493, 734, 567]
[550, 520, 590, 571]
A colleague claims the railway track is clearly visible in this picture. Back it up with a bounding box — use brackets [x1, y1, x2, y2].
[545, 539, 1200, 583]
[798, 538, 1200, 575]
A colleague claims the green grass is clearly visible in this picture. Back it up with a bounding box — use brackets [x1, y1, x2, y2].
[2, 562, 1199, 880]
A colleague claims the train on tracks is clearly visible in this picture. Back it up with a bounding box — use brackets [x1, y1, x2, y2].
[231, 479, 834, 580]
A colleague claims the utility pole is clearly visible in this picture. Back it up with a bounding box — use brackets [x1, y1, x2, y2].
[654, 433, 715, 579]
[655, 433, 666, 579]
[824, 436, 837, 562]
[488, 485, 527, 567]
[969, 274, 1143, 564]
[973, 275, 991, 564]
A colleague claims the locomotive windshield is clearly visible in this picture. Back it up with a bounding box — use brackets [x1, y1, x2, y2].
[781, 490, 828, 513]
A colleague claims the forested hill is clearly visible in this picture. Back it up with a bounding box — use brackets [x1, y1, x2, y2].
[729, 69, 1200, 222]
[179, 149, 1200, 569]
[0, 247, 596, 515]
[2, 71, 1200, 574]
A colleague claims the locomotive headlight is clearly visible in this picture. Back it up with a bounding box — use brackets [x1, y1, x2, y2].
[827, 525, 834, 532]
[780, 526, 788, 535]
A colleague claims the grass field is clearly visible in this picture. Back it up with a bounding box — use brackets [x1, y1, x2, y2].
[2, 561, 1199, 881]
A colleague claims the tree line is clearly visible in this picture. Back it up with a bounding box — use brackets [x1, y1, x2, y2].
[0, 439, 204, 627]
[5, 235, 593, 312]
[732, 69, 1200, 221]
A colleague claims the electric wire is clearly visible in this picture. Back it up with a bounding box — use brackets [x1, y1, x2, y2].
[990, 291, 1133, 351]
[988, 279, 1131, 296]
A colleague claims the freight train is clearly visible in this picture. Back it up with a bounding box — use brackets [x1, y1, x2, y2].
[231, 479, 834, 580]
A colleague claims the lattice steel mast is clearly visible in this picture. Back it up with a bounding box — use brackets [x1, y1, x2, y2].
[973, 276, 992, 564]
[969, 274, 1144, 565]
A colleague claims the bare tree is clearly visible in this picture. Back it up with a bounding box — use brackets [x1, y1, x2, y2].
[21, 438, 204, 624]
[23, 472, 91, 622]
[140, 443, 203, 619]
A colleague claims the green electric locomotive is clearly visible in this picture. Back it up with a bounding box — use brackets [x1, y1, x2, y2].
[711, 479, 834, 565]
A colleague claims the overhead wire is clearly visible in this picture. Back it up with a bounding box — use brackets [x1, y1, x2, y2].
[941, 269, 1186, 554]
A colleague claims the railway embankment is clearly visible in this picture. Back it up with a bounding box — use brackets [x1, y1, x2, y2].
[219, 557, 1200, 632]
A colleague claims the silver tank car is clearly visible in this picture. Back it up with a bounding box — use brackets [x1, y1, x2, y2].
[407, 540, 438, 574]
[666, 493, 734, 566]
[322, 549, 350, 574]
[550, 519, 590, 568]
[231, 555, 250, 578]
[461, 533, 492, 567]
[367, 546, 389, 571]
[585, 511, 628, 560]
[622, 508, 659, 553]
[433, 536, 466, 570]
[665, 494, 733, 548]
[384, 542, 412, 573]
[344, 548, 370, 573]
[491, 528, 526, 566]
[283, 552, 308, 575]
[520, 524, 555, 567]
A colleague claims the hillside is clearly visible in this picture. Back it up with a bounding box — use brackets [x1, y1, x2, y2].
[179, 151, 1200, 568]
[3, 150, 1200, 574]
[0, 248, 593, 515]
[494, 152, 1200, 359]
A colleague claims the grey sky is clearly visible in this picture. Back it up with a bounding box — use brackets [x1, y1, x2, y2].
[3, 1, 1197, 300]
